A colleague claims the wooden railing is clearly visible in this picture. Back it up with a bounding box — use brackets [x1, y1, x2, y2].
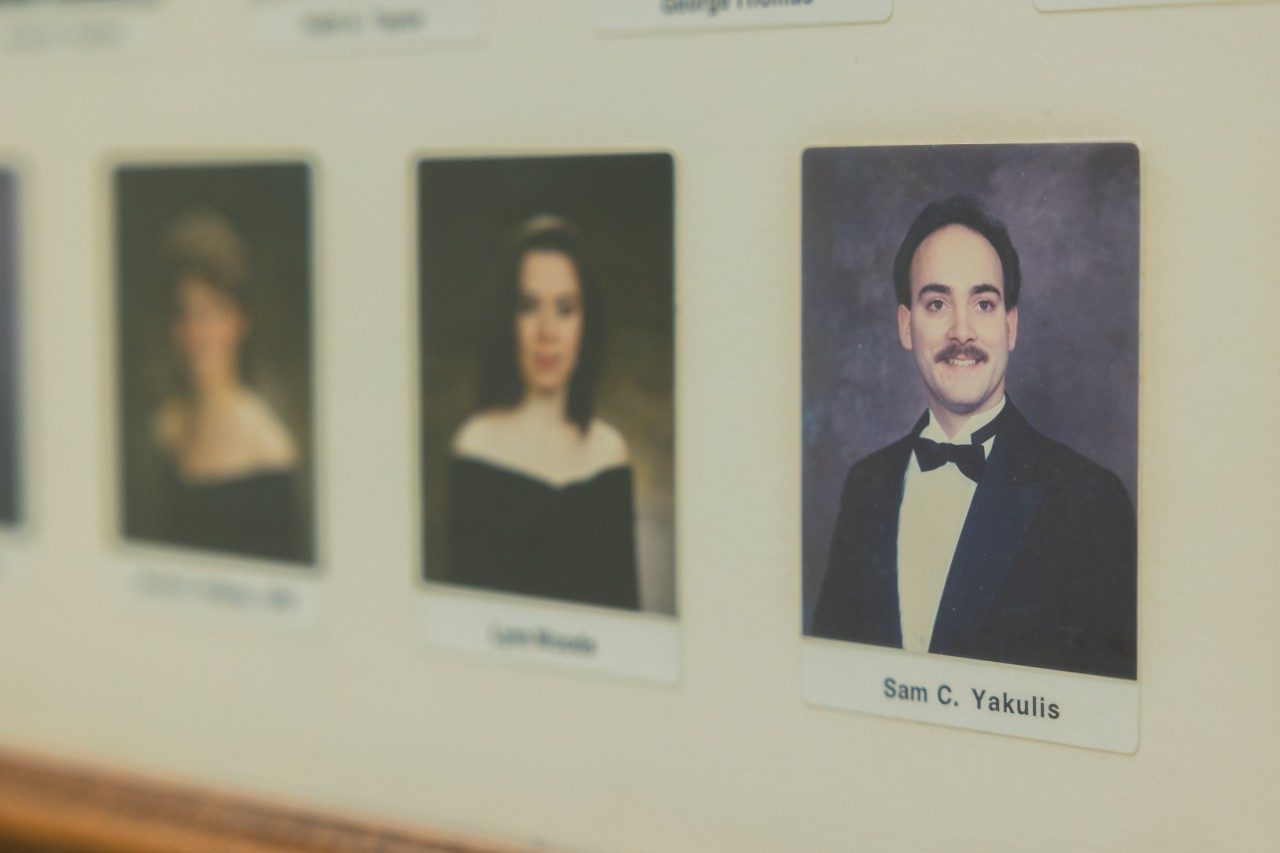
[0, 749, 525, 852]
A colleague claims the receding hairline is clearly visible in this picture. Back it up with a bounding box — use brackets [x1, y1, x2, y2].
[891, 195, 1022, 309]
[906, 223, 1007, 302]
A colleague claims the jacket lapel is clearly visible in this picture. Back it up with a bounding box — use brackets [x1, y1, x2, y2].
[928, 404, 1048, 656]
[863, 438, 913, 647]
[863, 413, 930, 647]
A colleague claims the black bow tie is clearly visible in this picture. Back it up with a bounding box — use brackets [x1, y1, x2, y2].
[915, 437, 986, 482]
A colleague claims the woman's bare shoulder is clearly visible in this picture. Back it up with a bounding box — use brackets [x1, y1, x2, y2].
[451, 410, 512, 458]
[586, 419, 630, 469]
[236, 392, 298, 470]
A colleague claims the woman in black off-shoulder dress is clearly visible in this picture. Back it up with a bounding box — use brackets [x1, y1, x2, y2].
[150, 211, 305, 563]
[446, 215, 639, 610]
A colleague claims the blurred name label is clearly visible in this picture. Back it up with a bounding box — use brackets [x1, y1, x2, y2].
[1037, 0, 1239, 8]
[422, 590, 680, 682]
[252, 0, 486, 50]
[0, 0, 158, 55]
[598, 0, 891, 33]
[804, 640, 1139, 753]
[121, 561, 322, 626]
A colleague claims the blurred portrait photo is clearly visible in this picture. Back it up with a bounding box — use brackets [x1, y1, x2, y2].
[0, 168, 18, 527]
[116, 162, 314, 565]
[803, 144, 1138, 679]
[418, 153, 675, 615]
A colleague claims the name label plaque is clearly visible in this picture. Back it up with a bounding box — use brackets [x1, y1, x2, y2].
[598, 0, 891, 34]
[252, 0, 486, 51]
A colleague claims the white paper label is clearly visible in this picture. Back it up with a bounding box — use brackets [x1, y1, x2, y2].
[252, 0, 486, 50]
[422, 588, 680, 683]
[0, 0, 157, 56]
[598, 0, 891, 33]
[115, 557, 322, 627]
[804, 639, 1139, 753]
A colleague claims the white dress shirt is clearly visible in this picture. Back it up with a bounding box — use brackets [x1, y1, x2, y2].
[896, 397, 1005, 653]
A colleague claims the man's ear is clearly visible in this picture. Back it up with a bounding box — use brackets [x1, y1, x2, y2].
[897, 304, 913, 350]
[1006, 305, 1018, 351]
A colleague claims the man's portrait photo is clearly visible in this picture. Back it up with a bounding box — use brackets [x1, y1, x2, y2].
[802, 143, 1138, 680]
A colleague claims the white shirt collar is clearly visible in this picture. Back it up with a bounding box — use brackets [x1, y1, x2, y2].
[919, 395, 1006, 445]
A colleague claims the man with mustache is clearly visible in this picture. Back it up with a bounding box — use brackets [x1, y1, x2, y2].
[811, 195, 1136, 679]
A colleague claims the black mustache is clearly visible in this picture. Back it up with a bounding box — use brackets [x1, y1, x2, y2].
[936, 344, 988, 363]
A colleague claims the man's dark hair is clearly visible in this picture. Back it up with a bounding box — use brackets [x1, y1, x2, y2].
[476, 214, 603, 434]
[892, 194, 1022, 309]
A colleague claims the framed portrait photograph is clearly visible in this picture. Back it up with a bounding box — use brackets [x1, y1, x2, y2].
[113, 161, 316, 574]
[417, 152, 677, 681]
[801, 143, 1139, 751]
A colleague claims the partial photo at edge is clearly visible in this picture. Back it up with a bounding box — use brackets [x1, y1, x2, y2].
[0, 168, 18, 528]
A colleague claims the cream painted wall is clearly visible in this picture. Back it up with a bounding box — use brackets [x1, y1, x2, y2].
[0, 1, 1277, 850]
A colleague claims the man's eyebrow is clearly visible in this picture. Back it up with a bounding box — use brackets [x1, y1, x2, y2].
[916, 283, 951, 299]
[970, 283, 1003, 299]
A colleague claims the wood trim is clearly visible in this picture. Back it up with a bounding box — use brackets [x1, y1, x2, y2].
[0, 748, 527, 852]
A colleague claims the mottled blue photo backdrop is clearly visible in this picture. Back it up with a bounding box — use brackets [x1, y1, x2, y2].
[802, 144, 1139, 628]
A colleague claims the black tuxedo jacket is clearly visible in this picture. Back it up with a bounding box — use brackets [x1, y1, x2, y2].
[811, 402, 1136, 679]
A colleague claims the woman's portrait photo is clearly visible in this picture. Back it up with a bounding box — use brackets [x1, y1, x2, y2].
[115, 162, 314, 565]
[418, 153, 675, 615]
[0, 167, 18, 527]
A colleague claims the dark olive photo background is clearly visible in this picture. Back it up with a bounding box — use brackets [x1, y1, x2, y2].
[0, 169, 18, 526]
[802, 143, 1139, 628]
[418, 153, 676, 615]
[116, 162, 314, 563]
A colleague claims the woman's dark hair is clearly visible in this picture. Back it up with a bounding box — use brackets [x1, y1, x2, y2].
[476, 214, 603, 434]
[160, 210, 250, 316]
[892, 194, 1022, 309]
